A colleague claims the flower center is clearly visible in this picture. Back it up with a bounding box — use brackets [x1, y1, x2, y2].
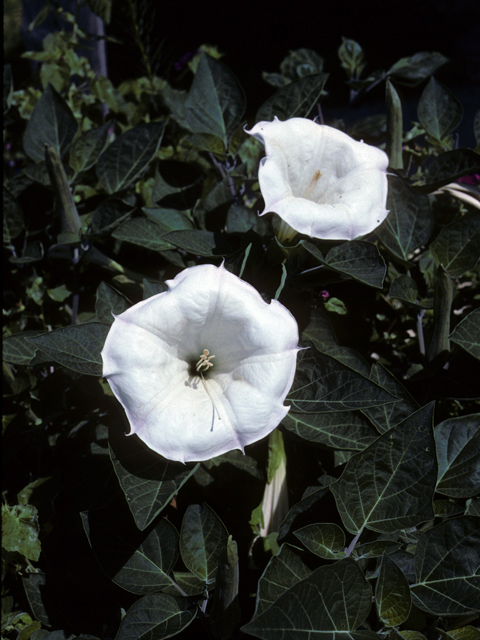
[196, 349, 215, 373]
[304, 169, 322, 199]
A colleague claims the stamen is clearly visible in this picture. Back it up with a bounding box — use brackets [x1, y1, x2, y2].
[305, 169, 322, 199]
[194, 349, 221, 422]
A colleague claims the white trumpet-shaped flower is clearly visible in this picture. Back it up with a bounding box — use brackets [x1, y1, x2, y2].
[101, 264, 299, 463]
[247, 117, 389, 241]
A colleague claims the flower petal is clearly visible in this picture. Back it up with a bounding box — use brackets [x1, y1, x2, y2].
[102, 264, 299, 462]
[247, 117, 389, 240]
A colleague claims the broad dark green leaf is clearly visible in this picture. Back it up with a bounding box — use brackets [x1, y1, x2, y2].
[163, 230, 232, 256]
[186, 132, 226, 155]
[430, 214, 480, 278]
[90, 198, 134, 234]
[302, 241, 386, 289]
[387, 275, 432, 309]
[96, 122, 165, 194]
[419, 149, 480, 192]
[69, 122, 111, 173]
[109, 423, 199, 530]
[418, 77, 462, 141]
[287, 343, 397, 412]
[283, 410, 379, 451]
[23, 84, 78, 162]
[143, 279, 168, 300]
[387, 52, 448, 86]
[331, 403, 436, 534]
[26, 323, 110, 375]
[256, 73, 328, 123]
[143, 207, 194, 233]
[210, 535, 240, 638]
[411, 517, 480, 616]
[435, 415, 480, 498]
[450, 308, 480, 361]
[361, 363, 419, 434]
[3, 187, 24, 242]
[243, 558, 373, 640]
[3, 330, 46, 365]
[376, 175, 433, 263]
[375, 553, 411, 627]
[95, 282, 130, 324]
[321, 345, 371, 377]
[438, 627, 480, 640]
[294, 523, 346, 560]
[184, 53, 245, 142]
[301, 308, 337, 349]
[81, 510, 178, 594]
[338, 38, 365, 79]
[254, 544, 311, 618]
[115, 593, 195, 640]
[179, 503, 228, 584]
[226, 203, 268, 234]
[278, 487, 330, 541]
[112, 218, 176, 252]
[353, 540, 402, 560]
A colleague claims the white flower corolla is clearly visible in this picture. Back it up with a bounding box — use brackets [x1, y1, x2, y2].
[101, 263, 299, 463]
[247, 117, 389, 241]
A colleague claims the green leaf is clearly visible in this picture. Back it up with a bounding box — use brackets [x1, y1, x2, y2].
[163, 230, 232, 256]
[95, 282, 130, 324]
[435, 415, 480, 498]
[210, 535, 241, 638]
[85, 0, 112, 23]
[256, 73, 328, 123]
[388, 275, 420, 306]
[109, 423, 199, 531]
[112, 218, 176, 252]
[417, 77, 463, 141]
[3, 330, 46, 365]
[321, 345, 370, 377]
[387, 52, 449, 86]
[254, 544, 312, 618]
[338, 38, 365, 78]
[23, 84, 78, 162]
[96, 122, 165, 194]
[283, 410, 379, 451]
[353, 540, 402, 560]
[361, 363, 419, 434]
[115, 594, 195, 640]
[243, 558, 373, 640]
[411, 517, 480, 616]
[430, 214, 480, 278]
[81, 510, 178, 594]
[420, 149, 480, 192]
[278, 487, 330, 541]
[183, 53, 245, 142]
[3, 187, 24, 242]
[302, 241, 386, 289]
[1, 503, 41, 561]
[302, 308, 337, 350]
[91, 198, 134, 234]
[294, 523, 346, 560]
[186, 132, 226, 155]
[225, 203, 268, 234]
[324, 297, 347, 315]
[69, 122, 111, 173]
[143, 279, 168, 300]
[287, 343, 397, 413]
[331, 403, 436, 534]
[375, 553, 411, 626]
[26, 323, 110, 375]
[376, 175, 433, 263]
[143, 207, 194, 232]
[450, 308, 480, 361]
[439, 627, 480, 640]
[179, 503, 229, 584]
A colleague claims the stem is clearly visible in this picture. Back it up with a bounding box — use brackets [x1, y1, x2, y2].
[126, 0, 153, 81]
[209, 153, 237, 201]
[345, 527, 363, 557]
[417, 309, 426, 356]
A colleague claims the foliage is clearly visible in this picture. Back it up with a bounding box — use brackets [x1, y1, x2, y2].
[3, 8, 480, 640]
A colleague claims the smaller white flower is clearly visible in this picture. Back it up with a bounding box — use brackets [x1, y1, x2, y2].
[101, 264, 299, 463]
[247, 117, 389, 241]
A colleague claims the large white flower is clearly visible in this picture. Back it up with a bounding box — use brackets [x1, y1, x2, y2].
[247, 117, 389, 241]
[101, 264, 299, 463]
